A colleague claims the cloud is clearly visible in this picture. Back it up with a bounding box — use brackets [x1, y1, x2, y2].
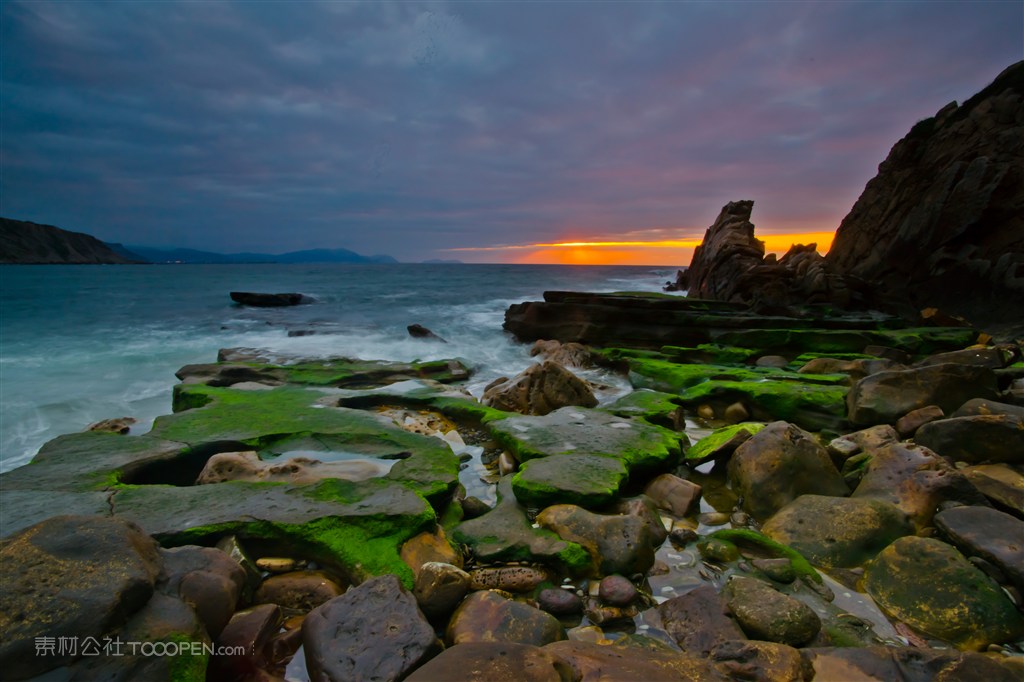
[1, 0, 1021, 261]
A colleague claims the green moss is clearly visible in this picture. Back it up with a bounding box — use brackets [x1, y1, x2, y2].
[165, 634, 208, 682]
[426, 396, 511, 424]
[625, 358, 847, 395]
[605, 390, 683, 429]
[165, 510, 431, 589]
[709, 529, 822, 583]
[596, 348, 674, 363]
[686, 423, 765, 463]
[511, 454, 628, 509]
[697, 537, 740, 563]
[661, 344, 762, 365]
[793, 352, 879, 363]
[678, 379, 848, 431]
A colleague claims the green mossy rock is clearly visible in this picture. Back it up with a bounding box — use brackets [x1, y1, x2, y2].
[624, 358, 847, 395]
[707, 529, 822, 583]
[114, 478, 434, 588]
[722, 576, 821, 646]
[451, 479, 590, 573]
[511, 454, 629, 509]
[713, 327, 976, 356]
[605, 390, 684, 430]
[679, 379, 849, 432]
[686, 423, 765, 463]
[864, 536, 1024, 650]
[489, 407, 682, 474]
[762, 495, 913, 569]
[157, 385, 460, 501]
[661, 344, 761, 365]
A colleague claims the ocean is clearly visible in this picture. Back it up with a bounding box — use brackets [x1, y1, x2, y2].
[0, 263, 675, 473]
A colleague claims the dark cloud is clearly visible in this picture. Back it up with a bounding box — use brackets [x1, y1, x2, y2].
[2, 0, 1021, 261]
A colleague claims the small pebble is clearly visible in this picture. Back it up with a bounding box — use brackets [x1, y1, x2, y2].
[256, 557, 299, 573]
[598, 575, 637, 607]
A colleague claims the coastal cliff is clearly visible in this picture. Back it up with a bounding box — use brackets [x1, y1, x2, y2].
[0, 217, 143, 264]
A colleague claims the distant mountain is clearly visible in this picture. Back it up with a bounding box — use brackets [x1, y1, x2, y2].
[0, 217, 145, 264]
[125, 245, 398, 264]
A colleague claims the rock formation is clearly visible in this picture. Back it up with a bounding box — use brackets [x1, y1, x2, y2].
[826, 61, 1024, 332]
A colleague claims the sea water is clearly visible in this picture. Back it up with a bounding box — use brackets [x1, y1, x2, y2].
[0, 263, 675, 473]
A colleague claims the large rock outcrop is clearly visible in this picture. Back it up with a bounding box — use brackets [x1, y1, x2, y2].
[826, 61, 1024, 332]
[685, 201, 853, 309]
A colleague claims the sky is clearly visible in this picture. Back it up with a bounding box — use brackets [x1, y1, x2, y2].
[1, 1, 1021, 265]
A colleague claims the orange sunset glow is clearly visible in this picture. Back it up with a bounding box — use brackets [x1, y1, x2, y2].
[447, 231, 836, 266]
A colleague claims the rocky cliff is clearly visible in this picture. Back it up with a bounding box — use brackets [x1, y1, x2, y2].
[0, 218, 143, 264]
[826, 61, 1024, 329]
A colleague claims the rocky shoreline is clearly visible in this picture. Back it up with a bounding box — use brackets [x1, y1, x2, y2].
[1, 286, 1023, 680]
[2, 59, 1023, 682]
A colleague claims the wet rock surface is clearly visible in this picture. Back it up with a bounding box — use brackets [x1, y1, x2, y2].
[446, 590, 565, 646]
[302, 574, 441, 682]
[481, 360, 597, 415]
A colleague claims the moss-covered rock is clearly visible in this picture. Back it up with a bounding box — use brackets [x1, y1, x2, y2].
[605, 390, 685, 430]
[722, 576, 822, 646]
[624, 358, 847, 395]
[451, 479, 589, 573]
[762, 495, 913, 569]
[686, 422, 765, 463]
[707, 529, 822, 583]
[536, 504, 657, 577]
[489, 407, 682, 474]
[679, 379, 849, 432]
[155, 385, 460, 501]
[113, 478, 434, 588]
[864, 536, 1024, 650]
[661, 344, 762, 365]
[511, 454, 628, 509]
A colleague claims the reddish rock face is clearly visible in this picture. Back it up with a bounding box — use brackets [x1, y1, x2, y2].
[826, 61, 1024, 332]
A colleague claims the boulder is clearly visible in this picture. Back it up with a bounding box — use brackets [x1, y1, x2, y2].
[914, 414, 1024, 464]
[864, 536, 1024, 650]
[0, 515, 162, 679]
[643, 473, 702, 517]
[825, 61, 1024, 333]
[762, 495, 913, 569]
[962, 463, 1024, 514]
[468, 566, 553, 593]
[407, 642, 571, 682]
[230, 291, 309, 307]
[722, 576, 821, 647]
[482, 361, 597, 415]
[954, 398, 1024, 418]
[826, 424, 900, 460]
[655, 584, 745, 655]
[847, 363, 998, 426]
[159, 545, 246, 638]
[537, 504, 657, 577]
[253, 570, 345, 613]
[209, 604, 282, 681]
[302, 574, 442, 682]
[530, 339, 593, 368]
[686, 422, 765, 464]
[607, 496, 668, 545]
[728, 421, 849, 521]
[916, 347, 1008, 369]
[413, 562, 470, 620]
[934, 505, 1024, 593]
[851, 441, 987, 529]
[446, 590, 565, 646]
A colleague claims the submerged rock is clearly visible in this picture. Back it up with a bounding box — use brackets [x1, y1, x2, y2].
[863, 536, 1024, 650]
[302, 574, 441, 682]
[230, 291, 311, 307]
